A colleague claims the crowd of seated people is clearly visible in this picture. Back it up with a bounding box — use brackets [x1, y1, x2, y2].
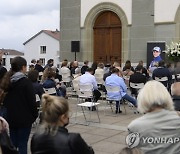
[0, 54, 180, 154]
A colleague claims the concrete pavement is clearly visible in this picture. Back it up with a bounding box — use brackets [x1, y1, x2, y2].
[29, 97, 141, 154]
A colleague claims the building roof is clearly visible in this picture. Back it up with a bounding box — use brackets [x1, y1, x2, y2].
[23, 29, 60, 45]
[0, 49, 24, 56]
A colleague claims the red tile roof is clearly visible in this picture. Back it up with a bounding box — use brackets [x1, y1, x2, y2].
[23, 29, 60, 45]
[0, 49, 24, 56]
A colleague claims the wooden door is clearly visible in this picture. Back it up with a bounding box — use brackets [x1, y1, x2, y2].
[93, 11, 122, 65]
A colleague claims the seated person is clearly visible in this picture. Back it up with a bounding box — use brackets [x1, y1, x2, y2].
[105, 68, 137, 114]
[113, 62, 123, 77]
[94, 63, 105, 76]
[34, 60, 44, 73]
[94, 63, 105, 90]
[28, 70, 45, 99]
[79, 68, 101, 102]
[128, 80, 180, 154]
[122, 62, 134, 87]
[152, 60, 172, 88]
[81, 60, 89, 75]
[70, 61, 79, 76]
[123, 60, 134, 72]
[129, 65, 147, 97]
[60, 61, 72, 86]
[137, 60, 149, 78]
[31, 94, 94, 154]
[52, 66, 62, 82]
[42, 68, 66, 97]
[171, 82, 180, 111]
[103, 66, 114, 81]
[72, 68, 81, 91]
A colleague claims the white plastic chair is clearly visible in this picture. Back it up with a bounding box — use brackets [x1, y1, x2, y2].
[62, 72, 71, 82]
[94, 74, 104, 85]
[155, 76, 169, 88]
[44, 87, 57, 95]
[176, 74, 180, 81]
[129, 82, 144, 89]
[129, 82, 144, 98]
[61, 71, 73, 98]
[33, 94, 42, 127]
[155, 76, 168, 82]
[75, 84, 100, 125]
[105, 85, 126, 115]
[70, 79, 80, 99]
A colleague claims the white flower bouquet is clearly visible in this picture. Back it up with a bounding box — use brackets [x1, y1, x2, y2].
[163, 41, 180, 62]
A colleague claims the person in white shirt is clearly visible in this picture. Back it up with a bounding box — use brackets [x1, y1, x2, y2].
[60, 61, 72, 84]
[94, 63, 105, 77]
[79, 68, 101, 102]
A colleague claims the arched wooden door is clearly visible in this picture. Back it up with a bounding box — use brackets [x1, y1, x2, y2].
[93, 11, 122, 65]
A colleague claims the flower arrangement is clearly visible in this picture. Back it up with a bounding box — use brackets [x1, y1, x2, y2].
[163, 41, 180, 62]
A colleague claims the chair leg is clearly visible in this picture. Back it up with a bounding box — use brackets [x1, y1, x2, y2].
[104, 100, 113, 115]
[110, 103, 113, 112]
[81, 106, 88, 124]
[96, 106, 100, 123]
[75, 104, 79, 123]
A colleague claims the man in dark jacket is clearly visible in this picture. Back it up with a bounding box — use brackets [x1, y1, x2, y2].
[34, 60, 44, 73]
[81, 60, 89, 74]
[129, 65, 147, 97]
[152, 60, 172, 88]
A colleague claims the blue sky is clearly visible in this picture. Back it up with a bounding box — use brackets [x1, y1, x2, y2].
[0, 0, 59, 52]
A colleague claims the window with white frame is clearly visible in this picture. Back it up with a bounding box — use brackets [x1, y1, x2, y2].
[40, 46, 46, 54]
[39, 58, 45, 66]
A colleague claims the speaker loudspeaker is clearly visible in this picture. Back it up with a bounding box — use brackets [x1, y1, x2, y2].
[71, 41, 80, 52]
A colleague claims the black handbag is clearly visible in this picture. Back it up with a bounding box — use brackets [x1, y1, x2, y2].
[0, 130, 19, 154]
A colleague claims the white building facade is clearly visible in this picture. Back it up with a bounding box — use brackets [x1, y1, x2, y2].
[24, 30, 60, 67]
[0, 49, 24, 71]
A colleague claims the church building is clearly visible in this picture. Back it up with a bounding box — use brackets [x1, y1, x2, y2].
[60, 0, 180, 65]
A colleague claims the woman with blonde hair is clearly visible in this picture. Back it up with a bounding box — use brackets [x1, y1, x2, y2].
[31, 94, 94, 154]
[128, 80, 180, 154]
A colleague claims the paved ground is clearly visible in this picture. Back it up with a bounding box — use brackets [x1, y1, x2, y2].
[29, 95, 141, 154]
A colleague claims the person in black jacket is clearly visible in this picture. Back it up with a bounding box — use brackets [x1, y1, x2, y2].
[34, 60, 44, 73]
[0, 56, 38, 154]
[152, 60, 172, 89]
[28, 69, 45, 106]
[129, 65, 147, 97]
[81, 60, 89, 74]
[31, 94, 94, 154]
